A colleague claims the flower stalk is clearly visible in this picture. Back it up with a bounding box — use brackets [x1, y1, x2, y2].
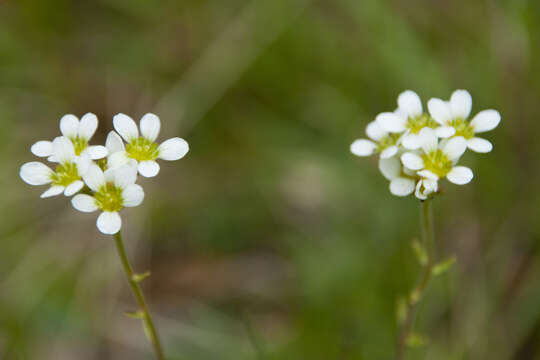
[396, 199, 435, 360]
[113, 231, 165, 360]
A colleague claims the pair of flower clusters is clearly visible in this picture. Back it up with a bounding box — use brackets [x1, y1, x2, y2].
[350, 90, 500, 199]
[20, 113, 189, 234]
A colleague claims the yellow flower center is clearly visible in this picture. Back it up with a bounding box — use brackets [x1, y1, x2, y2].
[50, 162, 80, 187]
[94, 182, 124, 212]
[377, 133, 401, 152]
[406, 114, 438, 134]
[449, 118, 475, 139]
[421, 149, 453, 177]
[125, 137, 159, 161]
[70, 136, 89, 156]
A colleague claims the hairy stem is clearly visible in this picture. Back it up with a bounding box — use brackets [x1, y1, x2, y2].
[113, 231, 165, 360]
[396, 199, 435, 360]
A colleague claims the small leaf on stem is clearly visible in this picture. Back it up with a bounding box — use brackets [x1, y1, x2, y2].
[396, 297, 408, 324]
[132, 271, 151, 283]
[406, 333, 428, 347]
[432, 256, 456, 276]
[124, 310, 145, 319]
[412, 239, 428, 266]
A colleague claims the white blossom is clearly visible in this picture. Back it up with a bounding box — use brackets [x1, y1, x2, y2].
[400, 128, 473, 185]
[378, 157, 416, 197]
[31, 113, 107, 161]
[20, 136, 90, 197]
[71, 162, 144, 234]
[107, 113, 189, 177]
[375, 90, 439, 150]
[350, 121, 401, 159]
[427, 90, 501, 152]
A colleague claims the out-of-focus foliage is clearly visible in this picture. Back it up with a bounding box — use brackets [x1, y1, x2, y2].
[1, 0, 539, 359]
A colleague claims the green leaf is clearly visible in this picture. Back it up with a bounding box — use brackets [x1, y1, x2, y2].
[124, 310, 145, 319]
[132, 271, 151, 283]
[406, 333, 428, 347]
[432, 257, 456, 276]
[412, 240, 428, 266]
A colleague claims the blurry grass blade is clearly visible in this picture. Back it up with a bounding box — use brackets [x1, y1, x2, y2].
[432, 256, 456, 276]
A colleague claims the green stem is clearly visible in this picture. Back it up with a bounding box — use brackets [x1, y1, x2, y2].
[113, 231, 165, 360]
[396, 199, 435, 360]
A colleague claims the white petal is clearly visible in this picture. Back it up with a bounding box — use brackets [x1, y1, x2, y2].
[138, 160, 160, 177]
[415, 179, 438, 200]
[379, 157, 401, 180]
[78, 113, 98, 140]
[417, 170, 439, 180]
[401, 133, 421, 150]
[40, 186, 65, 198]
[140, 113, 161, 142]
[105, 131, 125, 154]
[442, 136, 467, 160]
[435, 126, 456, 138]
[83, 163, 105, 192]
[72, 194, 98, 212]
[447, 166, 473, 185]
[467, 137, 493, 153]
[64, 180, 84, 196]
[113, 113, 139, 142]
[415, 181, 427, 200]
[418, 127, 438, 154]
[113, 163, 138, 189]
[31, 141, 53, 157]
[366, 121, 387, 141]
[450, 90, 472, 119]
[375, 112, 407, 133]
[108, 151, 130, 169]
[397, 90, 423, 118]
[48, 155, 58, 163]
[157, 137, 189, 161]
[76, 152, 91, 175]
[380, 146, 398, 159]
[86, 145, 108, 160]
[122, 184, 144, 207]
[20, 162, 53, 185]
[401, 152, 424, 170]
[52, 136, 76, 164]
[470, 110, 501, 133]
[97, 211, 122, 235]
[350, 139, 376, 157]
[427, 98, 452, 125]
[59, 114, 79, 138]
[390, 177, 415, 196]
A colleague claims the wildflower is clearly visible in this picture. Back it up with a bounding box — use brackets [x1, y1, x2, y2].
[427, 90, 501, 152]
[71, 162, 144, 234]
[376, 90, 439, 150]
[107, 113, 189, 177]
[350, 121, 401, 159]
[378, 157, 416, 196]
[20, 136, 90, 197]
[31, 113, 108, 160]
[400, 128, 473, 185]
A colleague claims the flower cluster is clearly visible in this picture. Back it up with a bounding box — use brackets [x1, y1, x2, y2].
[20, 113, 189, 234]
[350, 90, 500, 199]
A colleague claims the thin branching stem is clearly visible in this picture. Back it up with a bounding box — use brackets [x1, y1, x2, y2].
[113, 231, 165, 360]
[396, 199, 435, 360]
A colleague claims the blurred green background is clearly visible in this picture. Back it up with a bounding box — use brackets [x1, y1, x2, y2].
[1, 0, 539, 359]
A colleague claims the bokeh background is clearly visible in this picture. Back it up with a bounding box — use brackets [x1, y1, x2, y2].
[1, 0, 539, 359]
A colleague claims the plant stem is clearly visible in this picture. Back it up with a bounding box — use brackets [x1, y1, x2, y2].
[396, 199, 435, 360]
[113, 231, 165, 360]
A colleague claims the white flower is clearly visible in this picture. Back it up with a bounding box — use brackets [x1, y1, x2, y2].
[427, 89, 501, 153]
[71, 162, 144, 234]
[415, 178, 438, 200]
[350, 121, 401, 159]
[378, 157, 416, 196]
[107, 113, 189, 177]
[400, 128, 473, 185]
[31, 113, 108, 160]
[375, 90, 439, 150]
[20, 137, 91, 197]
